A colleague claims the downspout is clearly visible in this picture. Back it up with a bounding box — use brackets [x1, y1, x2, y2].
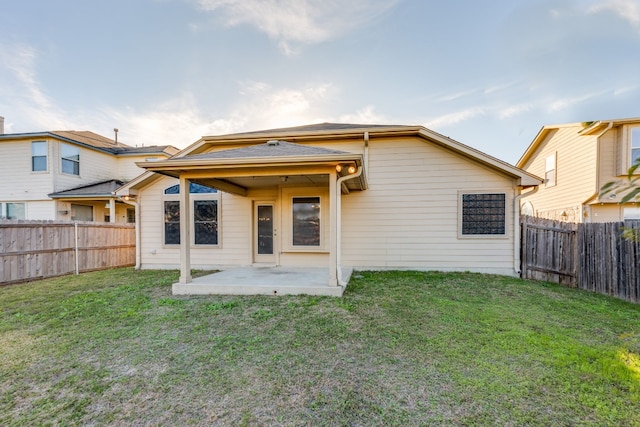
[118, 196, 141, 270]
[582, 121, 613, 220]
[336, 165, 363, 286]
[364, 131, 369, 172]
[514, 185, 538, 275]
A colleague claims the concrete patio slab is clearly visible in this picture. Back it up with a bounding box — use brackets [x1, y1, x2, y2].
[172, 266, 353, 296]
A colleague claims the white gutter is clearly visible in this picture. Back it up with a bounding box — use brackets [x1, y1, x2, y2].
[336, 165, 363, 286]
[514, 186, 538, 275]
[118, 196, 141, 270]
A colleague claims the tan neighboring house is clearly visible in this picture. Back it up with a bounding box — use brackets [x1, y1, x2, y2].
[517, 118, 640, 223]
[0, 117, 178, 222]
[116, 123, 541, 294]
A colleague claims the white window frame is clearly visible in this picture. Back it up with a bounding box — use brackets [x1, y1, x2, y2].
[162, 184, 221, 248]
[545, 153, 556, 188]
[282, 187, 328, 252]
[31, 141, 48, 172]
[61, 143, 80, 176]
[458, 191, 508, 239]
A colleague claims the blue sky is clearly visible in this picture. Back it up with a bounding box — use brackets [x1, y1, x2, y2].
[1, 0, 639, 163]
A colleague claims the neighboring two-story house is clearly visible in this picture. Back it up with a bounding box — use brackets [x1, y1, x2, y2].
[517, 118, 640, 223]
[0, 117, 178, 222]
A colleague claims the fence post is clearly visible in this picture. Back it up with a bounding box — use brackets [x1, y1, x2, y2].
[74, 222, 79, 275]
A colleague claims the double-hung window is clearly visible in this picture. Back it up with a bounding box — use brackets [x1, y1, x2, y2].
[61, 143, 80, 175]
[163, 183, 219, 246]
[31, 141, 47, 172]
[460, 192, 506, 236]
[631, 127, 640, 167]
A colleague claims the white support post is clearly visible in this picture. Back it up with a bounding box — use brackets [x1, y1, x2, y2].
[109, 199, 116, 223]
[328, 169, 338, 286]
[179, 176, 192, 284]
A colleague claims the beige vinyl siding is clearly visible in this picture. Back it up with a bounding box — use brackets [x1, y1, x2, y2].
[137, 135, 521, 274]
[25, 201, 57, 220]
[0, 140, 55, 201]
[117, 155, 166, 181]
[520, 127, 598, 221]
[340, 137, 517, 275]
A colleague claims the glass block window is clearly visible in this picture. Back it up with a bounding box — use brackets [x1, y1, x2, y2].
[461, 193, 506, 235]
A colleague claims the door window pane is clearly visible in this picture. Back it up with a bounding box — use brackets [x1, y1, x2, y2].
[257, 205, 273, 254]
[292, 197, 320, 246]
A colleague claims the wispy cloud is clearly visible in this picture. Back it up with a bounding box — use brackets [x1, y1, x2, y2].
[498, 103, 532, 119]
[195, 0, 399, 54]
[424, 107, 486, 129]
[547, 91, 604, 112]
[0, 42, 69, 130]
[587, 0, 640, 29]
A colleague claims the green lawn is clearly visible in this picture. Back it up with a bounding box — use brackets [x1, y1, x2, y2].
[1, 269, 639, 426]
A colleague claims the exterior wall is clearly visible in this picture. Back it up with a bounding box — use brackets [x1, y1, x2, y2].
[520, 127, 598, 222]
[138, 136, 521, 275]
[589, 204, 623, 223]
[341, 137, 518, 275]
[0, 139, 54, 201]
[117, 155, 166, 181]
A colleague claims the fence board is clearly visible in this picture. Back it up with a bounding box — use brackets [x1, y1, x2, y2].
[0, 220, 135, 285]
[522, 216, 640, 303]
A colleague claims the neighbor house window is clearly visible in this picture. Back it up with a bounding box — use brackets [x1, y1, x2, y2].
[61, 143, 80, 175]
[545, 153, 556, 187]
[163, 183, 219, 246]
[460, 193, 506, 235]
[6, 202, 25, 220]
[126, 208, 135, 223]
[292, 197, 320, 246]
[631, 127, 640, 166]
[31, 141, 47, 172]
[71, 204, 93, 221]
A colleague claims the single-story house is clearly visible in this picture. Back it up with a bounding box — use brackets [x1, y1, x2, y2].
[116, 123, 541, 295]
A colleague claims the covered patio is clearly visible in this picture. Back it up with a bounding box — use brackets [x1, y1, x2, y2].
[134, 139, 368, 296]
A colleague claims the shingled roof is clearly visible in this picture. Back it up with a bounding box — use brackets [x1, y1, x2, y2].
[182, 140, 349, 161]
[48, 180, 125, 198]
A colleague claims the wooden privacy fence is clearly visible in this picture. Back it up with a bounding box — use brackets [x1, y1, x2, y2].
[0, 220, 135, 285]
[521, 216, 640, 303]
